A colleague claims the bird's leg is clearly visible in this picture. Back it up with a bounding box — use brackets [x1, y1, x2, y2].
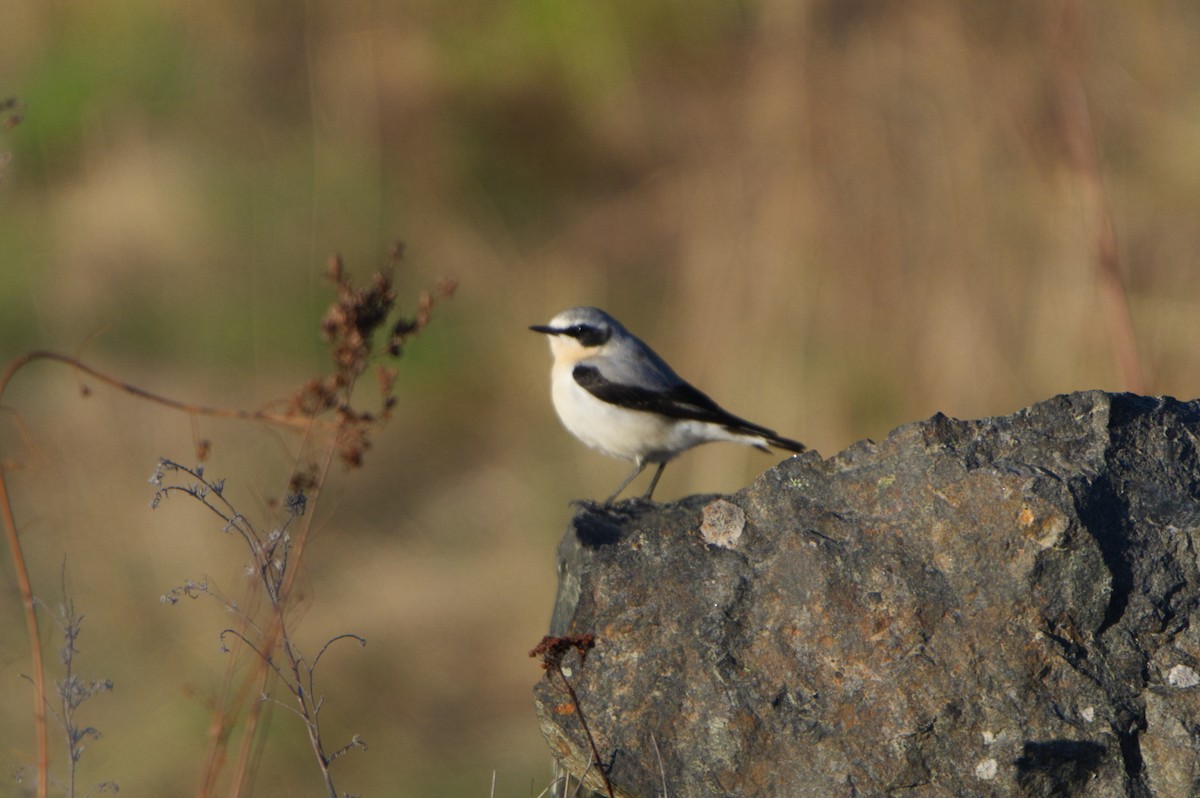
[605, 460, 647, 506]
[641, 462, 668, 501]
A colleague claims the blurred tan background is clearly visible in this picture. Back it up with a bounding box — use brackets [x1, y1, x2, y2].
[3, 1, 1200, 795]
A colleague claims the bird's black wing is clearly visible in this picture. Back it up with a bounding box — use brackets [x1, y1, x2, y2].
[572, 364, 805, 452]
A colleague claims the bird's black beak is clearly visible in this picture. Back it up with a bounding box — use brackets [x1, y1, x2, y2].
[529, 324, 557, 335]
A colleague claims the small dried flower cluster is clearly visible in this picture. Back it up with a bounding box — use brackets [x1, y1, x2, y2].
[289, 249, 456, 468]
[151, 458, 299, 603]
[159, 578, 210, 605]
[321, 258, 397, 380]
[530, 633, 597, 672]
[43, 574, 118, 794]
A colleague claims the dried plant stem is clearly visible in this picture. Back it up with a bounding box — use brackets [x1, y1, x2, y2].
[0, 351, 330, 798]
[531, 636, 614, 798]
[650, 731, 668, 798]
[0, 467, 47, 798]
[197, 626, 273, 798]
[229, 432, 341, 797]
[550, 669, 614, 798]
[226, 664, 274, 798]
[179, 406, 356, 798]
[2, 351, 326, 452]
[193, 436, 329, 797]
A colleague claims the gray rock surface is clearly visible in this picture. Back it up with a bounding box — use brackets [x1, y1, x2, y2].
[533, 391, 1200, 797]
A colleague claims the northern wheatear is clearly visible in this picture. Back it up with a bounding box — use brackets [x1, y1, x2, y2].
[531, 306, 805, 504]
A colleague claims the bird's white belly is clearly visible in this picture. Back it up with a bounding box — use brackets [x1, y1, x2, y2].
[549, 367, 733, 463]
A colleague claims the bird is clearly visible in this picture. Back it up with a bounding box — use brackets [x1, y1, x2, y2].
[530, 306, 806, 504]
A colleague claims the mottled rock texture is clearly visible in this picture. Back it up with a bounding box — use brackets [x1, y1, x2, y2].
[534, 391, 1200, 797]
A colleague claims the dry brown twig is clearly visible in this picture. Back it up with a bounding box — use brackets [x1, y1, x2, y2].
[530, 634, 615, 798]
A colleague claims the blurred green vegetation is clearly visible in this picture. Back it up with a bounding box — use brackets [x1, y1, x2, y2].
[3, 0, 1200, 795]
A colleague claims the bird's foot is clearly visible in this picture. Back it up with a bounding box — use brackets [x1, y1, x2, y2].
[569, 496, 657, 518]
[569, 498, 606, 513]
[615, 495, 659, 512]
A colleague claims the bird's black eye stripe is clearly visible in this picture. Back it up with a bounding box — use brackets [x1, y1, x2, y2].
[567, 324, 611, 347]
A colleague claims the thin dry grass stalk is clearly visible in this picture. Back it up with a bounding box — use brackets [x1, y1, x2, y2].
[1052, 0, 1148, 394]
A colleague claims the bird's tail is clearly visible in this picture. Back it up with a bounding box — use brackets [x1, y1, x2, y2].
[764, 433, 806, 453]
[725, 421, 806, 454]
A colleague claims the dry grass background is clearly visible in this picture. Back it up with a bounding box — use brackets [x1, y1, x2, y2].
[3, 1, 1200, 795]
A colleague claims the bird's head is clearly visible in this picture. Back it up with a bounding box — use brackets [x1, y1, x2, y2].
[530, 306, 619, 363]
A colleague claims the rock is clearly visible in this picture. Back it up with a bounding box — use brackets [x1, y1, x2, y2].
[533, 391, 1200, 797]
